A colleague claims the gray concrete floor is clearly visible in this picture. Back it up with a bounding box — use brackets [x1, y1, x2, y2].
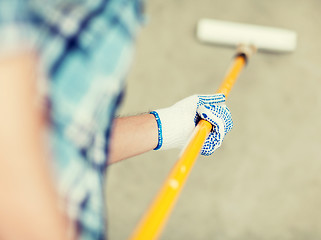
[106, 0, 321, 239]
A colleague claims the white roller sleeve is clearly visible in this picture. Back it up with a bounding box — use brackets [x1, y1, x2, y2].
[197, 18, 297, 52]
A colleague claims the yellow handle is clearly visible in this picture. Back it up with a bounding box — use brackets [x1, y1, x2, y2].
[129, 55, 247, 240]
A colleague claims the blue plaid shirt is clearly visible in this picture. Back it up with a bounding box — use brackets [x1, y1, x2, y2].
[0, 0, 144, 239]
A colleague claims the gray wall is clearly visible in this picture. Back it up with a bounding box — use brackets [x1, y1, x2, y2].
[107, 0, 321, 239]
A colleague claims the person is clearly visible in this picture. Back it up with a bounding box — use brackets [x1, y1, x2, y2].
[0, 0, 233, 239]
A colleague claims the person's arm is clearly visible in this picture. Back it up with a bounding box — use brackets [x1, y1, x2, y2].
[0, 53, 69, 240]
[109, 114, 158, 164]
[109, 94, 233, 164]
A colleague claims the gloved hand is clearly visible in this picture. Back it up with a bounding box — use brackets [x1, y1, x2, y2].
[150, 94, 233, 156]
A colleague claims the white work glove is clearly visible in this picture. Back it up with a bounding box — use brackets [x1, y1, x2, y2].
[150, 94, 233, 156]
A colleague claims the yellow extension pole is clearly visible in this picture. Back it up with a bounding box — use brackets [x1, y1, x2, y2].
[130, 53, 247, 240]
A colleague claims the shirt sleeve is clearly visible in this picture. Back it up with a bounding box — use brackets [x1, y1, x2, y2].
[0, 0, 34, 56]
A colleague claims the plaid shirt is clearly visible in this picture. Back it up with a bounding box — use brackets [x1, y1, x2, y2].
[0, 0, 144, 239]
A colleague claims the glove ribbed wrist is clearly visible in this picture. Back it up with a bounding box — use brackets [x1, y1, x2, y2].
[150, 111, 163, 150]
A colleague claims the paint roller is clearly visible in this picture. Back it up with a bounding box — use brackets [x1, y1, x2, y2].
[129, 19, 297, 240]
[197, 19, 296, 53]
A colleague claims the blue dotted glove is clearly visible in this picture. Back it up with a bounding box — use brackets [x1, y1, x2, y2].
[151, 93, 233, 156]
[195, 96, 233, 155]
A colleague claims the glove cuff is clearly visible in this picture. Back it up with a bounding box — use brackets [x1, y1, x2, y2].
[150, 111, 163, 150]
[151, 106, 196, 150]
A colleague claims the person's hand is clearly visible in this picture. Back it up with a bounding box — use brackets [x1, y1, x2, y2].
[150, 93, 233, 156]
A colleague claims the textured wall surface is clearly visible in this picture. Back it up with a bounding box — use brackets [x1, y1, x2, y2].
[107, 0, 321, 239]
